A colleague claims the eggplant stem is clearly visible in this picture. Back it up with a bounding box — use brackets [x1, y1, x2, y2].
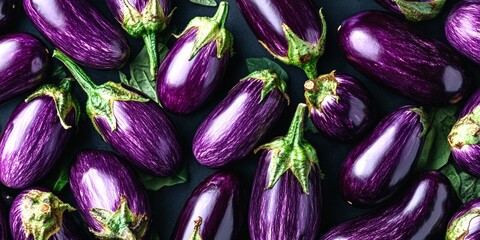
[212, 1, 229, 28]
[53, 50, 97, 95]
[284, 103, 307, 146]
[142, 32, 158, 80]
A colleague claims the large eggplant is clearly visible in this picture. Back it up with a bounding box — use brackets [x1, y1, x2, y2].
[0, 0, 15, 31]
[321, 171, 454, 240]
[376, 0, 446, 21]
[0, 79, 78, 189]
[249, 103, 322, 240]
[157, 2, 232, 114]
[338, 10, 470, 106]
[446, 198, 480, 239]
[193, 69, 289, 168]
[339, 106, 427, 207]
[54, 50, 181, 177]
[235, 0, 326, 79]
[23, 0, 130, 69]
[70, 150, 150, 239]
[172, 172, 244, 240]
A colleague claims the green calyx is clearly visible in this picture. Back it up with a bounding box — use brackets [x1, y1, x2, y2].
[303, 70, 338, 111]
[176, 1, 233, 60]
[187, 217, 203, 240]
[392, 0, 446, 22]
[241, 69, 289, 104]
[255, 103, 319, 194]
[90, 195, 148, 240]
[448, 106, 480, 149]
[20, 189, 75, 240]
[446, 210, 480, 239]
[409, 107, 429, 137]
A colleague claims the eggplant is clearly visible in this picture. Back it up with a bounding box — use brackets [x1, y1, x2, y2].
[446, 198, 480, 239]
[172, 171, 244, 240]
[321, 170, 454, 240]
[376, 0, 446, 21]
[338, 10, 470, 106]
[157, 1, 232, 114]
[304, 71, 374, 141]
[0, 79, 78, 189]
[193, 69, 289, 168]
[0, 0, 15, 31]
[235, 0, 326, 79]
[54, 50, 181, 177]
[23, 0, 130, 69]
[70, 150, 150, 239]
[0, 33, 49, 104]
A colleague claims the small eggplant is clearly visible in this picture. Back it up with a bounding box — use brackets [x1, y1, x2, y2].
[235, 0, 326, 79]
[321, 171, 454, 240]
[54, 50, 181, 177]
[249, 103, 322, 239]
[338, 10, 470, 106]
[23, 0, 130, 69]
[375, 0, 446, 21]
[0, 0, 15, 31]
[70, 150, 150, 239]
[193, 69, 289, 168]
[304, 71, 374, 141]
[172, 172, 244, 240]
[446, 198, 480, 239]
[157, 1, 232, 114]
[0, 79, 78, 189]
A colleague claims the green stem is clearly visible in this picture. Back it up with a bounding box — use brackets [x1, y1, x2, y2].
[303, 62, 318, 80]
[212, 1, 229, 27]
[53, 50, 97, 95]
[58, 78, 73, 92]
[142, 32, 158, 80]
[284, 103, 307, 146]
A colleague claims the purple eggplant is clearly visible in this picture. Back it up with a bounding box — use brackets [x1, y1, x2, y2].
[157, 2, 232, 114]
[0, 79, 78, 189]
[446, 198, 480, 239]
[338, 10, 470, 106]
[70, 150, 150, 239]
[193, 69, 289, 168]
[172, 171, 244, 240]
[54, 50, 181, 177]
[23, 0, 130, 70]
[321, 170, 454, 240]
[304, 71, 374, 141]
[376, 0, 446, 21]
[0, 0, 15, 31]
[235, 0, 326, 79]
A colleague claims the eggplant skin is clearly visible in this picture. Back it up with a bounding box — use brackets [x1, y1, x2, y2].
[321, 171, 454, 240]
[446, 198, 480, 239]
[0, 0, 15, 31]
[338, 10, 470, 106]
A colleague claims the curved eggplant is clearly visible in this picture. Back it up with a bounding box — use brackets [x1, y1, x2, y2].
[157, 2, 232, 114]
[446, 198, 480, 239]
[338, 10, 470, 106]
[0, 0, 15, 31]
[172, 172, 244, 240]
[321, 171, 454, 240]
[376, 0, 446, 21]
[23, 0, 130, 69]
[193, 69, 289, 168]
[69, 150, 150, 239]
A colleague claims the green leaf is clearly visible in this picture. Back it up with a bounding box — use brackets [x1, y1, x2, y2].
[43, 159, 70, 193]
[190, 0, 217, 7]
[441, 163, 480, 204]
[246, 58, 289, 83]
[51, 66, 67, 82]
[138, 166, 188, 191]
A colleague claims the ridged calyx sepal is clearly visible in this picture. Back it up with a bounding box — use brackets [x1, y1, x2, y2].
[304, 70, 338, 111]
[448, 106, 480, 149]
[409, 107, 429, 137]
[392, 0, 446, 22]
[446, 210, 480, 239]
[241, 69, 289, 103]
[187, 216, 203, 240]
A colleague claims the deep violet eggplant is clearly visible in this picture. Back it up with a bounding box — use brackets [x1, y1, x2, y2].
[172, 172, 244, 240]
[70, 150, 150, 239]
[339, 106, 427, 207]
[304, 71, 374, 142]
[375, 0, 446, 21]
[0, 0, 15, 31]
[338, 10, 470, 106]
[193, 69, 289, 168]
[54, 50, 181, 177]
[446, 198, 480, 239]
[157, 2, 232, 114]
[235, 0, 326, 79]
[321, 171, 454, 240]
[249, 103, 321, 239]
[0, 79, 78, 189]
[23, 0, 130, 69]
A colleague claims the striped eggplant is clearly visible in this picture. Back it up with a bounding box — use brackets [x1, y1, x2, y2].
[321, 171, 454, 240]
[376, 0, 446, 21]
[193, 69, 289, 168]
[54, 50, 181, 177]
[235, 0, 326, 79]
[304, 71, 374, 141]
[0, 79, 78, 189]
[338, 10, 470, 106]
[157, 1, 232, 114]
[446, 198, 480, 239]
[339, 106, 427, 207]
[70, 150, 150, 239]
[23, 0, 130, 69]
[0, 0, 15, 31]
[172, 172, 244, 240]
[0, 33, 49, 104]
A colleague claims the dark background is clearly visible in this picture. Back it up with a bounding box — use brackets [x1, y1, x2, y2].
[1, 0, 477, 239]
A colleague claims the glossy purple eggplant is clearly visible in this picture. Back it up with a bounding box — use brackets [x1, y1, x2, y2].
[338, 10, 470, 106]
[249, 103, 322, 239]
[172, 172, 244, 240]
[0, 0, 15, 31]
[0, 33, 49, 104]
[23, 0, 129, 69]
[70, 150, 150, 239]
[235, 0, 326, 79]
[54, 50, 181, 177]
[157, 2, 232, 114]
[193, 69, 289, 168]
[0, 79, 78, 189]
[304, 71, 374, 142]
[376, 0, 446, 21]
[446, 198, 480, 239]
[321, 171, 454, 240]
